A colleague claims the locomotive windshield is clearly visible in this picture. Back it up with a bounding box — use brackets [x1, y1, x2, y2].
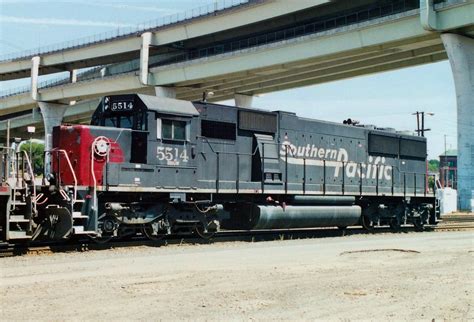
[91, 94, 199, 132]
[101, 113, 146, 130]
[91, 95, 147, 130]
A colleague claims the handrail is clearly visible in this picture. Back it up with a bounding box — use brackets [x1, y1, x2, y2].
[47, 149, 78, 203]
[199, 138, 426, 177]
[18, 151, 37, 214]
[198, 136, 260, 156]
[197, 138, 432, 196]
[0, 147, 15, 182]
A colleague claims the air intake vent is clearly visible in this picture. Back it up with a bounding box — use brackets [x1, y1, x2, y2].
[239, 110, 277, 133]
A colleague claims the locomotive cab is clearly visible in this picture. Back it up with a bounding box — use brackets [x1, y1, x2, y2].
[91, 94, 200, 160]
[91, 94, 149, 164]
[89, 94, 200, 188]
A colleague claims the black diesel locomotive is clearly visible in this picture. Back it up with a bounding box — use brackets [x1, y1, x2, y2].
[0, 94, 435, 242]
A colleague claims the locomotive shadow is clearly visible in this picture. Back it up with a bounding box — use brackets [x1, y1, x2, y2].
[18, 226, 420, 255]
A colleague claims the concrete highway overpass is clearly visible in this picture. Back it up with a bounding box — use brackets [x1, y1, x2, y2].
[0, 0, 473, 209]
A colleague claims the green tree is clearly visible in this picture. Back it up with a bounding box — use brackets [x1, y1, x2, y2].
[428, 159, 439, 172]
[428, 176, 435, 192]
[20, 141, 44, 175]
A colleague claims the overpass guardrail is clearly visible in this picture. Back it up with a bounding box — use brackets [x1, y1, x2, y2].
[0, 0, 254, 63]
[0, 0, 459, 100]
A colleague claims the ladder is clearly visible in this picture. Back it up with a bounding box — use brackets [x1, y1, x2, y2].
[255, 134, 283, 192]
[48, 149, 93, 236]
[6, 150, 36, 240]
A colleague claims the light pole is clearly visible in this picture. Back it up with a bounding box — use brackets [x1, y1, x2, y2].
[444, 134, 447, 187]
[202, 90, 214, 102]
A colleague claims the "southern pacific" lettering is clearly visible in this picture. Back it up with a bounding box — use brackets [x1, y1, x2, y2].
[279, 140, 392, 180]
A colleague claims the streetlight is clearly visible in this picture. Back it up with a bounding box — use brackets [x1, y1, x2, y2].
[27, 126, 35, 164]
[202, 90, 214, 102]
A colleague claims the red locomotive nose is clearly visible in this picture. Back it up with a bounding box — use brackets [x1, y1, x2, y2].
[52, 125, 123, 187]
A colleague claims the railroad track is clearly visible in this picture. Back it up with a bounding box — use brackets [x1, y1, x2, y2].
[1, 220, 473, 257]
[434, 213, 474, 231]
[0, 228, 356, 257]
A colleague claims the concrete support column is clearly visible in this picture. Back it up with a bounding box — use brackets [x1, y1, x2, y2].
[155, 86, 176, 98]
[31, 56, 40, 101]
[100, 67, 108, 78]
[420, 0, 437, 31]
[38, 102, 68, 175]
[140, 32, 152, 85]
[69, 69, 77, 83]
[234, 93, 254, 108]
[441, 33, 474, 211]
[69, 69, 77, 105]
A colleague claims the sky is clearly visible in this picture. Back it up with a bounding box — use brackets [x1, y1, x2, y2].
[0, 0, 458, 159]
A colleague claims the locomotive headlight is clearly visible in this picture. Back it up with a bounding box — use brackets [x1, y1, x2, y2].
[96, 140, 109, 154]
[93, 137, 110, 157]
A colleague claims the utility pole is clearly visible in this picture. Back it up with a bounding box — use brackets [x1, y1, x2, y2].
[444, 134, 447, 187]
[412, 111, 434, 137]
[412, 111, 434, 193]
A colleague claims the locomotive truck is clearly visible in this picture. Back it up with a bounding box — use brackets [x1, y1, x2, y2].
[0, 94, 436, 243]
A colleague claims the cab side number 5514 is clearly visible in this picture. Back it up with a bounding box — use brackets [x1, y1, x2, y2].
[157, 147, 189, 163]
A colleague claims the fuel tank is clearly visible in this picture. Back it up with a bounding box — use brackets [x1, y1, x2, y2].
[289, 196, 355, 206]
[223, 203, 361, 230]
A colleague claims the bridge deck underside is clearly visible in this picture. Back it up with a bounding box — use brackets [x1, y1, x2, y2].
[1, 2, 474, 138]
[0, 38, 453, 135]
[0, 33, 450, 138]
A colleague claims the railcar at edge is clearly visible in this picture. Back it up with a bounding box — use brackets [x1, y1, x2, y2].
[0, 94, 437, 243]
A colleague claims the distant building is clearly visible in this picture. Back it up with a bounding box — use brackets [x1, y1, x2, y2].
[439, 149, 457, 188]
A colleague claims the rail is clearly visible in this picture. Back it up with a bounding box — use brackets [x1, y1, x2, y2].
[199, 138, 434, 197]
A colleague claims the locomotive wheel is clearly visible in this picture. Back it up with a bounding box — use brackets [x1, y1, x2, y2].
[413, 217, 424, 232]
[194, 224, 216, 239]
[142, 225, 166, 241]
[92, 215, 117, 243]
[361, 215, 374, 231]
[389, 217, 401, 231]
[41, 207, 73, 240]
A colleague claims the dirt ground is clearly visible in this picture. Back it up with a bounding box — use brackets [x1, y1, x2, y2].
[1, 231, 473, 321]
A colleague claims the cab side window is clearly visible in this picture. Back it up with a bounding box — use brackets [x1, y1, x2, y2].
[159, 119, 188, 141]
